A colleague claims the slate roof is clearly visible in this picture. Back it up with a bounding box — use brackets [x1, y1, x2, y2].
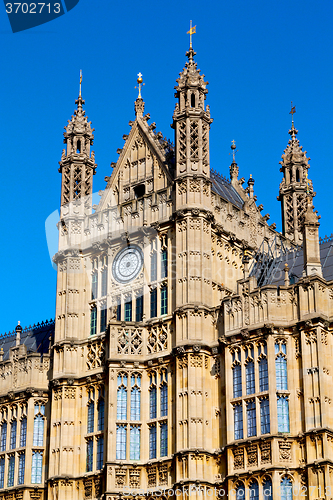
[264, 238, 333, 286]
[211, 170, 244, 209]
[0, 320, 55, 361]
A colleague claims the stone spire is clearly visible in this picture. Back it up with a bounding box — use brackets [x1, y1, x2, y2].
[172, 46, 213, 178]
[58, 83, 97, 208]
[278, 113, 314, 245]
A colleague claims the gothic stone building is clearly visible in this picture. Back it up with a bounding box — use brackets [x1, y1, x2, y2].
[1, 45, 333, 500]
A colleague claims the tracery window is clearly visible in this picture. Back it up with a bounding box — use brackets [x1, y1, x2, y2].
[235, 483, 245, 500]
[245, 346, 255, 395]
[280, 477, 293, 500]
[275, 341, 288, 390]
[160, 370, 168, 417]
[31, 451, 43, 484]
[130, 374, 141, 421]
[20, 417, 27, 447]
[117, 374, 128, 420]
[249, 480, 259, 500]
[33, 404, 45, 447]
[232, 349, 242, 398]
[258, 342, 268, 392]
[263, 478, 273, 500]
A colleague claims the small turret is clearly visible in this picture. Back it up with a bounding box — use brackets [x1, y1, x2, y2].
[15, 321, 22, 347]
[278, 104, 314, 245]
[302, 196, 322, 277]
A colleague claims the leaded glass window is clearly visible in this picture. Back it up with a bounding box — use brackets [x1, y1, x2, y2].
[234, 404, 243, 440]
[20, 417, 27, 447]
[161, 384, 168, 417]
[136, 295, 143, 322]
[7, 455, 15, 487]
[125, 299, 132, 322]
[87, 402, 94, 433]
[277, 396, 290, 432]
[91, 273, 98, 300]
[161, 285, 168, 315]
[149, 425, 157, 459]
[97, 437, 104, 470]
[86, 440, 93, 472]
[150, 386, 157, 419]
[10, 420, 17, 449]
[130, 375, 141, 421]
[160, 422, 168, 456]
[90, 306, 97, 336]
[130, 426, 140, 460]
[249, 480, 259, 500]
[246, 361, 255, 395]
[233, 364, 242, 398]
[0, 422, 7, 451]
[247, 400, 256, 437]
[18, 453, 25, 485]
[276, 354, 288, 390]
[161, 249, 168, 279]
[101, 267, 107, 297]
[31, 451, 43, 484]
[0, 458, 4, 488]
[98, 400, 104, 431]
[280, 477, 293, 500]
[33, 405, 44, 447]
[151, 252, 157, 281]
[100, 307, 107, 333]
[116, 425, 127, 460]
[259, 358, 268, 392]
[150, 288, 157, 318]
[117, 374, 127, 420]
[260, 399, 270, 434]
[263, 478, 273, 500]
[236, 483, 245, 500]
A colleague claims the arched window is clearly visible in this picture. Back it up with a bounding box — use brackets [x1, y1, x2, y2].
[160, 370, 168, 417]
[20, 417, 27, 447]
[263, 478, 273, 500]
[10, 420, 17, 449]
[235, 483, 245, 500]
[77, 140, 81, 153]
[296, 169, 300, 182]
[33, 405, 45, 447]
[130, 374, 141, 421]
[280, 477, 293, 500]
[191, 93, 196, 108]
[249, 480, 259, 500]
[149, 373, 157, 419]
[117, 374, 128, 420]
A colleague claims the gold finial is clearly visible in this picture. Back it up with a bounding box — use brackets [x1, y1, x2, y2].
[290, 101, 296, 124]
[187, 20, 196, 48]
[79, 69, 82, 96]
[135, 72, 145, 99]
[230, 140, 238, 162]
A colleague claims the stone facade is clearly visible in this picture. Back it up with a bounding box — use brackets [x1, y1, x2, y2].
[1, 45, 333, 500]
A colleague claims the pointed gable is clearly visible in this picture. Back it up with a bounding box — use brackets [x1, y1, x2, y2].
[98, 101, 173, 212]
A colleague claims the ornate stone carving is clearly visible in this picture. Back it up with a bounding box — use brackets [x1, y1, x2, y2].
[247, 444, 258, 467]
[147, 466, 157, 487]
[233, 447, 244, 469]
[260, 441, 271, 464]
[147, 324, 168, 353]
[158, 464, 168, 485]
[279, 440, 292, 462]
[117, 328, 142, 355]
[87, 339, 105, 369]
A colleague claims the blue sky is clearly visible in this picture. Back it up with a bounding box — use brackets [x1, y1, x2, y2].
[1, 0, 332, 333]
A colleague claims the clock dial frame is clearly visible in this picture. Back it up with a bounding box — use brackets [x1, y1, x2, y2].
[112, 245, 144, 284]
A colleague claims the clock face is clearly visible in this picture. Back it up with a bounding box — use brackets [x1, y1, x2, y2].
[112, 245, 144, 284]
